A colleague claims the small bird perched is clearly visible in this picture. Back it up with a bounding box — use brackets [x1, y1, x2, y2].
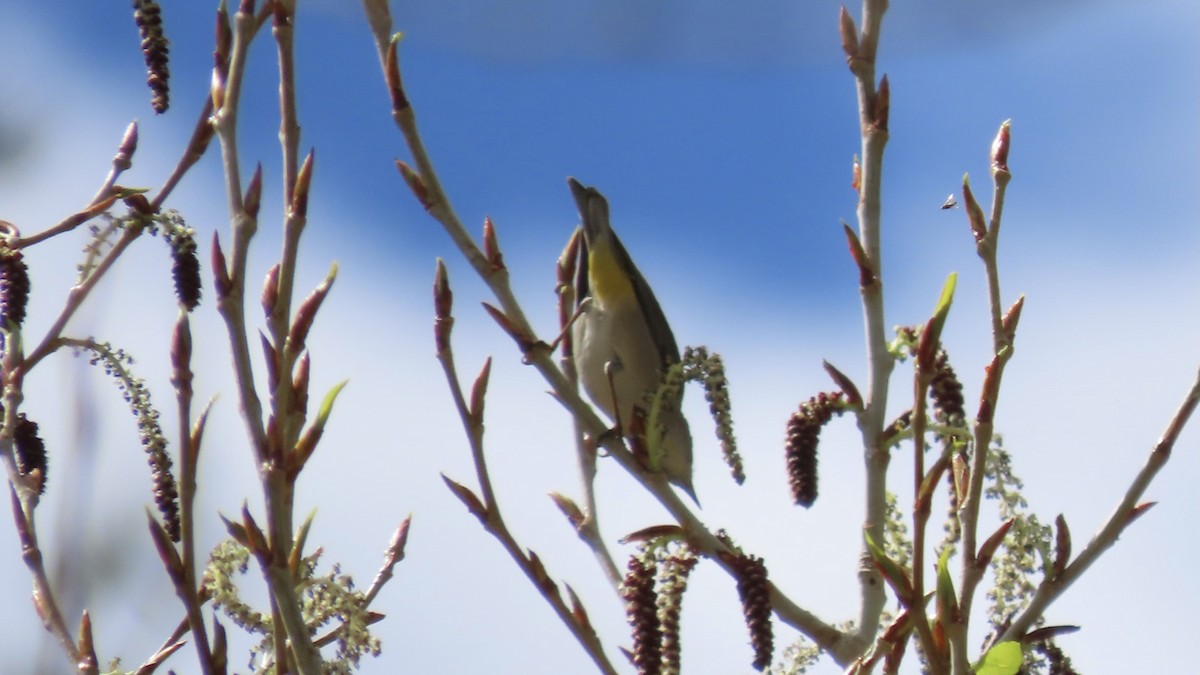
[567, 177, 696, 503]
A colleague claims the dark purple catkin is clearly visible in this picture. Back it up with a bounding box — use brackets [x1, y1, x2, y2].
[171, 234, 202, 311]
[133, 0, 170, 114]
[0, 245, 30, 328]
[785, 392, 843, 507]
[621, 556, 662, 675]
[13, 414, 47, 495]
[735, 554, 773, 671]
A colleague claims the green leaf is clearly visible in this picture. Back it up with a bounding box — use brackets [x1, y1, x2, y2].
[935, 546, 959, 621]
[315, 380, 349, 428]
[865, 531, 915, 605]
[974, 641, 1023, 675]
[929, 272, 958, 340]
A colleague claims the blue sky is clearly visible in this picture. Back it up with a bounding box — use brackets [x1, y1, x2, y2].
[0, 1, 1196, 673]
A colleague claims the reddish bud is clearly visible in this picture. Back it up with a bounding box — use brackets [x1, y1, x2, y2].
[287, 264, 336, 354]
[1052, 514, 1071, 578]
[292, 353, 310, 415]
[170, 313, 192, 374]
[114, 122, 139, 172]
[385, 34, 409, 111]
[823, 360, 862, 409]
[549, 492, 585, 530]
[975, 518, 1014, 569]
[874, 75, 890, 131]
[1126, 501, 1157, 526]
[244, 163, 263, 220]
[291, 150, 314, 219]
[839, 6, 859, 60]
[77, 611, 99, 672]
[991, 120, 1011, 175]
[261, 263, 280, 319]
[442, 474, 487, 522]
[211, 232, 232, 299]
[843, 222, 875, 287]
[962, 175, 988, 243]
[396, 160, 431, 210]
[482, 217, 505, 271]
[147, 513, 184, 584]
[1002, 295, 1025, 341]
[433, 259, 454, 354]
[469, 357, 491, 425]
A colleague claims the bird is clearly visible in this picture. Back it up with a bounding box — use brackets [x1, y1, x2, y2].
[567, 177, 697, 503]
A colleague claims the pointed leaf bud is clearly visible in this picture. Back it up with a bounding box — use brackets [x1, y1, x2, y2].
[873, 75, 890, 131]
[1001, 295, 1025, 341]
[114, 122, 139, 172]
[170, 312, 192, 381]
[991, 119, 1011, 176]
[261, 263, 280, 320]
[842, 222, 874, 287]
[1126, 501, 1157, 526]
[975, 518, 1014, 570]
[211, 232, 232, 300]
[241, 504, 270, 559]
[482, 302, 533, 352]
[244, 163, 263, 220]
[385, 32, 410, 111]
[839, 6, 859, 60]
[822, 360, 862, 409]
[287, 263, 337, 354]
[396, 160, 431, 210]
[291, 381, 347, 474]
[469, 358, 491, 426]
[292, 353, 310, 415]
[77, 610, 99, 672]
[482, 217, 505, 272]
[290, 149, 314, 219]
[549, 491, 585, 530]
[962, 174, 987, 243]
[147, 511, 184, 584]
[1052, 514, 1071, 579]
[433, 259, 454, 354]
[442, 474, 487, 522]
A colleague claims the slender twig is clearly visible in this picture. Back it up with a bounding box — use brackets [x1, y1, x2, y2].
[843, 0, 892, 656]
[15, 194, 127, 250]
[6, 487, 80, 666]
[312, 516, 411, 649]
[151, 96, 217, 212]
[957, 126, 1015, 631]
[22, 225, 143, 372]
[169, 315, 216, 674]
[998, 367, 1200, 643]
[435, 323, 619, 675]
[905, 368, 943, 674]
[211, 0, 269, 464]
[210, 2, 321, 672]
